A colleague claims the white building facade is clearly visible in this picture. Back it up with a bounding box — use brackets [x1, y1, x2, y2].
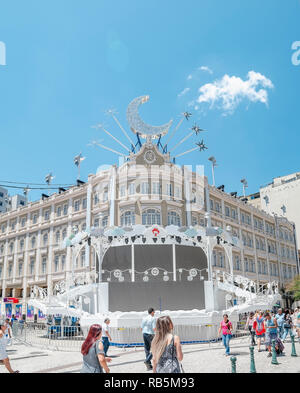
[0, 144, 299, 315]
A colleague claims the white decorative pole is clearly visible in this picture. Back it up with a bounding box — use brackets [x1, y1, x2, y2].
[172, 243, 177, 281]
[131, 244, 135, 282]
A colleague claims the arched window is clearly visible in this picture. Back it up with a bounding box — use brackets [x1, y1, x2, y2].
[121, 211, 135, 226]
[167, 211, 181, 226]
[142, 209, 161, 226]
[55, 231, 60, 244]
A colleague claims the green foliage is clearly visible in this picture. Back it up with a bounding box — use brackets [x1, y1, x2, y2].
[287, 275, 300, 301]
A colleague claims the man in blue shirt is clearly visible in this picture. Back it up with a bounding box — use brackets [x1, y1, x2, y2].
[141, 307, 156, 370]
[275, 308, 285, 339]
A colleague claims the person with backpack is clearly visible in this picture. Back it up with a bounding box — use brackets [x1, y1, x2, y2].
[282, 310, 294, 342]
[218, 314, 233, 356]
[252, 310, 265, 352]
[151, 316, 183, 373]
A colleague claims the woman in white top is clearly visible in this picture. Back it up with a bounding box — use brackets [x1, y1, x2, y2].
[0, 322, 19, 373]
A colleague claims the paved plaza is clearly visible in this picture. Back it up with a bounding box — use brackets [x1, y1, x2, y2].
[1, 336, 300, 373]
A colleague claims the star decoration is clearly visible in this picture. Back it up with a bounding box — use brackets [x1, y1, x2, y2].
[191, 124, 205, 135]
[196, 140, 208, 151]
[183, 112, 192, 120]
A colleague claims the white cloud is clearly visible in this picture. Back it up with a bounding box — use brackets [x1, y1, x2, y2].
[196, 71, 274, 113]
[178, 87, 190, 98]
[199, 66, 213, 74]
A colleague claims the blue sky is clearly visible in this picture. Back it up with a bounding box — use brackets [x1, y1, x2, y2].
[0, 0, 300, 201]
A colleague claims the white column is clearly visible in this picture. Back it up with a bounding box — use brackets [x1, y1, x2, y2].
[172, 243, 176, 281]
[22, 232, 30, 307]
[183, 166, 192, 226]
[131, 244, 135, 282]
[109, 166, 116, 227]
[35, 230, 41, 279]
[85, 184, 92, 268]
[47, 226, 54, 296]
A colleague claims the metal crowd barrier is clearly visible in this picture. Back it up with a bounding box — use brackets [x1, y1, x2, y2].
[12, 321, 249, 352]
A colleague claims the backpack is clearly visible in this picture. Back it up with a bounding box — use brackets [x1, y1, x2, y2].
[256, 317, 264, 333]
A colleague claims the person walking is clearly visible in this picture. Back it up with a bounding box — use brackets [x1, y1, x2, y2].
[0, 322, 19, 373]
[264, 312, 278, 357]
[282, 310, 294, 342]
[141, 307, 156, 370]
[151, 316, 183, 373]
[80, 324, 111, 373]
[245, 312, 256, 346]
[4, 319, 12, 346]
[218, 314, 233, 356]
[292, 308, 300, 343]
[275, 308, 285, 339]
[102, 318, 112, 357]
[252, 311, 265, 352]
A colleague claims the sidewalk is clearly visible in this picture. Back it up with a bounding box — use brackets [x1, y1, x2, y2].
[1, 336, 300, 373]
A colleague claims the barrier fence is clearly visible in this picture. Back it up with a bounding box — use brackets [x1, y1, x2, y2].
[12, 321, 249, 352]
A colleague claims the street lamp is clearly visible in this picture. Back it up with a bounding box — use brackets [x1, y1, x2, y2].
[208, 156, 217, 186]
[240, 178, 248, 198]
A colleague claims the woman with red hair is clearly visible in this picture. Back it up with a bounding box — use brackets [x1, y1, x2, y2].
[80, 324, 111, 373]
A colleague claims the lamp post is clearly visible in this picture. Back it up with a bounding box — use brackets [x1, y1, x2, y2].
[240, 178, 248, 198]
[208, 156, 217, 186]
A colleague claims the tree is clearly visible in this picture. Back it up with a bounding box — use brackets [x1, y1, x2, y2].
[286, 275, 300, 301]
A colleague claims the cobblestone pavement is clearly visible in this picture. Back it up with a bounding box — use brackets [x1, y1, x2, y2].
[1, 336, 300, 373]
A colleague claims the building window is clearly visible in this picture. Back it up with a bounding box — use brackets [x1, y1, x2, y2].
[8, 264, 13, 278]
[54, 255, 59, 272]
[119, 185, 126, 198]
[43, 233, 48, 246]
[29, 258, 35, 275]
[42, 258, 47, 274]
[142, 209, 161, 226]
[235, 255, 241, 271]
[55, 231, 60, 244]
[20, 239, 24, 251]
[121, 211, 135, 226]
[61, 255, 66, 271]
[225, 206, 230, 217]
[81, 251, 85, 267]
[102, 216, 108, 228]
[74, 200, 80, 212]
[0, 266, 2, 278]
[57, 206, 62, 217]
[152, 182, 161, 195]
[94, 218, 99, 227]
[18, 262, 23, 276]
[141, 182, 149, 194]
[219, 253, 225, 268]
[82, 198, 87, 209]
[94, 194, 99, 205]
[192, 216, 198, 226]
[129, 183, 135, 195]
[9, 242, 14, 254]
[31, 237, 36, 249]
[167, 211, 181, 226]
[213, 251, 217, 266]
[44, 210, 50, 221]
[62, 229, 67, 239]
[103, 191, 108, 202]
[21, 217, 26, 227]
[166, 183, 173, 197]
[63, 204, 68, 215]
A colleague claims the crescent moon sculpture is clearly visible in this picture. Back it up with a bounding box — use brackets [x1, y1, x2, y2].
[126, 95, 173, 139]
